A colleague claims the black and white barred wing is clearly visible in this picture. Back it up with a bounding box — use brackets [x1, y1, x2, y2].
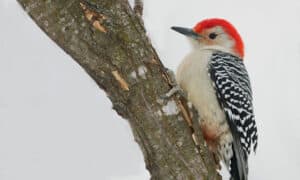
[209, 51, 258, 154]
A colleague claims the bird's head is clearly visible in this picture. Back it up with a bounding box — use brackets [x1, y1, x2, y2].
[172, 18, 244, 58]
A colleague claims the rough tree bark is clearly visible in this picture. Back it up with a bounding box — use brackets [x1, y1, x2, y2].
[17, 0, 220, 179]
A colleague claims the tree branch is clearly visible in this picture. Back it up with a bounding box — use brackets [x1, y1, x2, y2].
[17, 0, 220, 179]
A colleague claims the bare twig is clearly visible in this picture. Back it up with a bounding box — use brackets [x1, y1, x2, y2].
[134, 0, 143, 17]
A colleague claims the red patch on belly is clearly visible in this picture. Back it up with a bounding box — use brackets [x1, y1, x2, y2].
[200, 123, 219, 152]
[201, 123, 218, 140]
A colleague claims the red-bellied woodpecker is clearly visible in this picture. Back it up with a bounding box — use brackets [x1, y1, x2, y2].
[172, 18, 258, 180]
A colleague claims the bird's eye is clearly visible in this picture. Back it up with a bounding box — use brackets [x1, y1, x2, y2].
[209, 33, 218, 39]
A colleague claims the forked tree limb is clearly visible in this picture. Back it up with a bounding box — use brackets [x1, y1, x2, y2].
[17, 0, 220, 179]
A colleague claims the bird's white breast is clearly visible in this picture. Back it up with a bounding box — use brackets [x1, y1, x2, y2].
[176, 49, 228, 140]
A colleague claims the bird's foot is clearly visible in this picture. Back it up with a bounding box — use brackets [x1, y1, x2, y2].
[160, 68, 187, 99]
[161, 85, 187, 99]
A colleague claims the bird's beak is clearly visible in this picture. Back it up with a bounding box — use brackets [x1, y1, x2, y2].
[171, 26, 201, 39]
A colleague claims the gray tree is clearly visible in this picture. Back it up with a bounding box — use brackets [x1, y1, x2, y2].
[17, 0, 220, 179]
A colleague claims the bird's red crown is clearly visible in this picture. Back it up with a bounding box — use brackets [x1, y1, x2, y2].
[193, 18, 244, 58]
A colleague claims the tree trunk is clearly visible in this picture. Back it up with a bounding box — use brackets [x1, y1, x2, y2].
[17, 0, 220, 179]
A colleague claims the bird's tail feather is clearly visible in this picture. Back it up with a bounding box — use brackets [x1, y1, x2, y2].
[229, 126, 248, 180]
[229, 147, 247, 180]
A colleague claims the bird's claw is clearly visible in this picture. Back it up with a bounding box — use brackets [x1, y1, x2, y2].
[160, 85, 187, 100]
[160, 68, 187, 100]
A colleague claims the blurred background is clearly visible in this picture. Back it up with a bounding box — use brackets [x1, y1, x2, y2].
[1, 0, 300, 179]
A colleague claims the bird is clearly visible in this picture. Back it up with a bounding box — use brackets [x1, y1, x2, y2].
[171, 18, 258, 180]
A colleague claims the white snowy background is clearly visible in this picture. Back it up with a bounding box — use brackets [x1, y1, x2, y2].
[1, 0, 300, 179]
